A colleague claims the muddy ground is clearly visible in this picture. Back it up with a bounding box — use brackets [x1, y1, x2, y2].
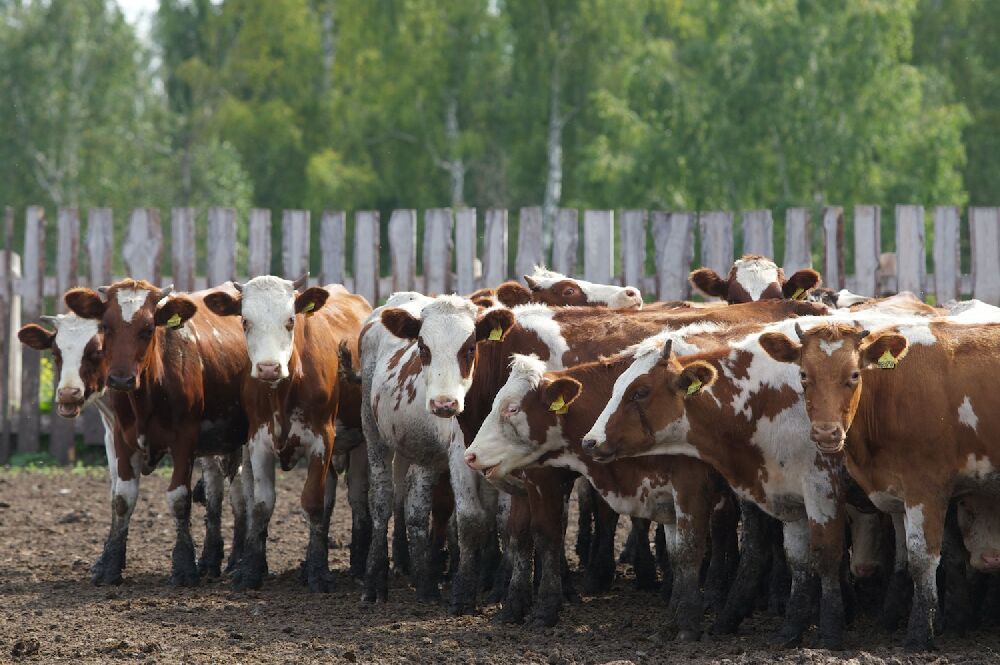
[1, 467, 998, 664]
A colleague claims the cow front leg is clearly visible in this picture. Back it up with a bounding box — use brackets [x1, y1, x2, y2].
[167, 446, 199, 588]
[903, 499, 945, 652]
[405, 463, 442, 602]
[630, 518, 658, 591]
[233, 426, 275, 591]
[487, 491, 512, 604]
[391, 454, 411, 577]
[227, 446, 252, 573]
[809, 517, 846, 650]
[495, 492, 533, 623]
[527, 474, 573, 628]
[346, 442, 371, 578]
[575, 477, 594, 567]
[93, 426, 140, 586]
[769, 518, 815, 648]
[197, 456, 226, 578]
[448, 440, 488, 615]
[667, 492, 711, 641]
[362, 437, 393, 603]
[300, 437, 337, 593]
[583, 493, 618, 594]
[712, 501, 769, 634]
[703, 497, 738, 611]
[879, 511, 912, 630]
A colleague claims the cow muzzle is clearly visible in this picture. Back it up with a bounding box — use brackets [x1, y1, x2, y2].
[429, 396, 460, 418]
[107, 372, 138, 392]
[977, 549, 1000, 571]
[810, 422, 846, 454]
[55, 387, 84, 418]
[614, 288, 643, 310]
[254, 361, 283, 383]
[851, 562, 880, 579]
[581, 437, 616, 462]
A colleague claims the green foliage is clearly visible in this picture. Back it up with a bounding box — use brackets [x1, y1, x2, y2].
[39, 356, 53, 414]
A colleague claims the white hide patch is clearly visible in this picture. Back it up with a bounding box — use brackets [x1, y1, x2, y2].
[733, 256, 780, 301]
[51, 314, 100, 396]
[818, 339, 843, 357]
[958, 397, 979, 432]
[512, 304, 571, 370]
[963, 453, 994, 479]
[288, 408, 326, 459]
[116, 288, 150, 323]
[240, 276, 299, 380]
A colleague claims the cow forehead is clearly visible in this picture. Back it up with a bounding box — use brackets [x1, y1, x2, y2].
[241, 276, 296, 319]
[114, 288, 153, 323]
[732, 257, 780, 300]
[499, 354, 546, 405]
[54, 316, 100, 355]
[419, 297, 478, 344]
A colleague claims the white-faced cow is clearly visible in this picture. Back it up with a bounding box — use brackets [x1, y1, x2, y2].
[690, 255, 820, 304]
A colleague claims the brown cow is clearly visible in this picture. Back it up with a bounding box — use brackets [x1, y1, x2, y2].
[690, 255, 820, 304]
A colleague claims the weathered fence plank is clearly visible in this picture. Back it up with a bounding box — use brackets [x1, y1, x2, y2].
[933, 206, 961, 303]
[516, 207, 544, 280]
[247, 209, 272, 278]
[621, 210, 646, 289]
[50, 208, 80, 464]
[822, 207, 845, 290]
[895, 205, 926, 297]
[455, 208, 477, 296]
[482, 209, 508, 287]
[282, 210, 310, 281]
[388, 209, 417, 293]
[742, 210, 774, 259]
[354, 211, 380, 305]
[83, 209, 113, 446]
[424, 209, 454, 295]
[207, 208, 237, 287]
[0, 207, 14, 462]
[19, 206, 44, 453]
[171, 208, 196, 292]
[551, 209, 579, 276]
[699, 211, 733, 279]
[783, 208, 812, 275]
[584, 210, 614, 285]
[122, 208, 162, 284]
[319, 210, 345, 286]
[653, 212, 694, 300]
[970, 207, 1000, 304]
[853, 206, 880, 297]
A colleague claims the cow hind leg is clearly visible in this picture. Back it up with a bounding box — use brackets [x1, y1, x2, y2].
[300, 435, 337, 593]
[575, 477, 594, 567]
[227, 446, 252, 574]
[405, 463, 442, 603]
[630, 518, 658, 592]
[93, 441, 140, 586]
[392, 454, 411, 577]
[167, 453, 199, 588]
[712, 501, 769, 634]
[362, 437, 393, 603]
[583, 494, 618, 594]
[768, 519, 815, 649]
[447, 441, 490, 615]
[345, 443, 371, 579]
[233, 426, 275, 591]
[197, 456, 226, 578]
[902, 500, 945, 652]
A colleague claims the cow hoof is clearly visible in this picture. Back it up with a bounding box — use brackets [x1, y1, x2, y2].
[527, 612, 558, 629]
[306, 570, 335, 593]
[676, 629, 701, 642]
[91, 568, 124, 586]
[819, 636, 845, 651]
[170, 569, 200, 588]
[198, 558, 222, 579]
[709, 614, 741, 636]
[447, 601, 478, 617]
[768, 629, 803, 649]
[492, 606, 525, 625]
[416, 587, 442, 604]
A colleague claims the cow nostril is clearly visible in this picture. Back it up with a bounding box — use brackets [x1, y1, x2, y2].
[625, 289, 638, 298]
[465, 453, 477, 465]
[581, 438, 597, 450]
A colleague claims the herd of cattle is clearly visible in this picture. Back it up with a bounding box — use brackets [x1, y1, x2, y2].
[17, 256, 1000, 652]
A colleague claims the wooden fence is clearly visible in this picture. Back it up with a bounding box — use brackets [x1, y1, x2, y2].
[0, 203, 992, 463]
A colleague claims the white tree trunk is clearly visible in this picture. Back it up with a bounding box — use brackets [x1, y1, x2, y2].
[319, 0, 335, 94]
[542, 56, 563, 252]
[444, 95, 465, 207]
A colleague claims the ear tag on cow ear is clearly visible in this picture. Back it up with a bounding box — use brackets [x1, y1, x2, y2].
[167, 313, 183, 329]
[791, 287, 806, 300]
[549, 395, 568, 415]
[686, 378, 702, 396]
[302, 301, 316, 317]
[877, 349, 896, 369]
[488, 326, 503, 341]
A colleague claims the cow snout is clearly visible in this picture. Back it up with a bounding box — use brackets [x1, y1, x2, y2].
[979, 549, 1000, 571]
[852, 562, 879, 579]
[809, 422, 845, 453]
[429, 397, 459, 417]
[57, 386, 83, 402]
[581, 438, 599, 451]
[464, 452, 480, 469]
[107, 372, 137, 391]
[255, 361, 281, 382]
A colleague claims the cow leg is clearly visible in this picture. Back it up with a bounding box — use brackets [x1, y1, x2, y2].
[227, 446, 252, 574]
[667, 487, 711, 642]
[584, 493, 617, 594]
[475, 485, 501, 595]
[392, 454, 411, 576]
[575, 477, 594, 567]
[810, 518, 846, 650]
[346, 442, 371, 579]
[167, 443, 199, 588]
[299, 425, 337, 593]
[495, 492, 533, 624]
[197, 456, 226, 579]
[770, 518, 814, 648]
[234, 425, 275, 591]
[703, 497, 737, 611]
[447, 439, 490, 615]
[630, 518, 658, 591]
[527, 474, 574, 628]
[362, 436, 393, 603]
[940, 501, 972, 635]
[92, 426, 140, 586]
[767, 520, 791, 615]
[880, 511, 912, 630]
[405, 463, 442, 602]
[902, 499, 945, 651]
[712, 501, 769, 634]
[487, 492, 513, 604]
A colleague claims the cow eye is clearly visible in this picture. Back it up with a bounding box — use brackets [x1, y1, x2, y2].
[631, 386, 649, 401]
[503, 403, 520, 417]
[285, 317, 295, 331]
[139, 327, 154, 341]
[847, 370, 861, 385]
[799, 371, 809, 384]
[241, 318, 249, 332]
[563, 287, 576, 297]
[465, 346, 475, 360]
[417, 341, 430, 362]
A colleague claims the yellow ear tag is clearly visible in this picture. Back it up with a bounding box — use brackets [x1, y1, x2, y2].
[302, 301, 316, 317]
[791, 287, 805, 300]
[166, 313, 183, 329]
[549, 395, 568, 415]
[877, 349, 896, 369]
[686, 378, 702, 396]
[488, 326, 503, 341]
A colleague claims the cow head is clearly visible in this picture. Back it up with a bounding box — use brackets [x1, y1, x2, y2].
[18, 314, 105, 418]
[204, 275, 321, 384]
[582, 339, 717, 461]
[381, 295, 515, 417]
[956, 493, 1000, 572]
[845, 503, 885, 579]
[465, 354, 583, 478]
[523, 267, 643, 310]
[690, 255, 820, 304]
[758, 322, 908, 454]
[65, 280, 196, 392]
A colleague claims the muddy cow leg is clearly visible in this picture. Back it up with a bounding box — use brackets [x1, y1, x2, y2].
[584, 492, 618, 594]
[712, 501, 769, 634]
[234, 425, 275, 590]
[487, 492, 513, 604]
[767, 518, 791, 615]
[810, 515, 846, 650]
[227, 446, 252, 574]
[167, 439, 199, 588]
[630, 518, 658, 591]
[879, 511, 912, 630]
[667, 483, 712, 642]
[902, 498, 946, 652]
[93, 421, 141, 586]
[346, 442, 372, 579]
[527, 471, 575, 628]
[703, 497, 738, 611]
[391, 454, 411, 577]
[447, 439, 492, 615]
[406, 463, 443, 602]
[299, 423, 337, 593]
[769, 518, 814, 648]
[940, 502, 972, 635]
[362, 434, 393, 603]
[495, 492, 533, 624]
[197, 456, 226, 579]
[575, 477, 594, 567]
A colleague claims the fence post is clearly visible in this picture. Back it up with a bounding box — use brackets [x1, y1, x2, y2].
[424, 208, 454, 295]
[584, 210, 614, 285]
[171, 208, 196, 292]
[247, 209, 272, 278]
[207, 208, 237, 287]
[742, 210, 774, 259]
[783, 208, 812, 275]
[551, 209, 579, 277]
[455, 208, 477, 296]
[281, 209, 310, 281]
[83, 209, 113, 446]
[853, 205, 881, 296]
[0, 207, 14, 462]
[319, 210, 345, 286]
[50, 208, 80, 464]
[970, 207, 1000, 304]
[652, 212, 694, 300]
[933, 206, 961, 303]
[895, 205, 926, 298]
[822, 207, 845, 290]
[122, 208, 162, 284]
[388, 209, 417, 293]
[516, 207, 544, 279]
[482, 209, 508, 287]
[19, 206, 45, 454]
[620, 210, 646, 289]
[354, 211, 380, 306]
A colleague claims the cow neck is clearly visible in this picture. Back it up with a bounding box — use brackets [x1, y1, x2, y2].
[457, 323, 528, 443]
[129, 326, 170, 436]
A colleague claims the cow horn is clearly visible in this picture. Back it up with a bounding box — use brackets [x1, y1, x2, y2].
[159, 284, 173, 299]
[292, 273, 309, 290]
[97, 286, 110, 296]
[853, 321, 869, 339]
[660, 338, 673, 360]
[794, 322, 806, 341]
[40, 314, 59, 326]
[232, 281, 244, 293]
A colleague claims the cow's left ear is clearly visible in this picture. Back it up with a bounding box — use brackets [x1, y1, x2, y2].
[295, 287, 329, 315]
[18, 324, 55, 350]
[860, 332, 908, 369]
[782, 269, 821, 300]
[496, 281, 532, 307]
[674, 360, 717, 396]
[154, 296, 197, 328]
[759, 332, 802, 364]
[203, 291, 241, 317]
[543, 377, 582, 414]
[475, 308, 516, 342]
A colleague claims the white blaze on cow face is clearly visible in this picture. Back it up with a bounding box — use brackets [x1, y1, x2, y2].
[416, 296, 479, 416]
[526, 267, 643, 310]
[51, 314, 102, 416]
[116, 288, 151, 323]
[733, 256, 781, 301]
[240, 276, 298, 382]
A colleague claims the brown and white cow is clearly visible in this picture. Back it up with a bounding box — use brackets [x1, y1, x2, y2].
[65, 279, 249, 587]
[755, 318, 1000, 649]
[471, 267, 644, 310]
[204, 276, 370, 591]
[690, 255, 820, 304]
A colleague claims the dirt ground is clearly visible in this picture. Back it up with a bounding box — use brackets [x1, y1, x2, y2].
[2, 468, 999, 664]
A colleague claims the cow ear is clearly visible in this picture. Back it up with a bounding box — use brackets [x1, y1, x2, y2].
[65, 288, 106, 319]
[675, 360, 717, 397]
[475, 308, 516, 342]
[203, 291, 241, 317]
[689, 268, 728, 299]
[17, 324, 55, 350]
[154, 296, 197, 328]
[524, 275, 540, 290]
[295, 287, 329, 315]
[860, 332, 908, 370]
[759, 332, 802, 364]
[783, 269, 821, 300]
[543, 377, 582, 414]
[496, 281, 532, 307]
[381, 308, 422, 340]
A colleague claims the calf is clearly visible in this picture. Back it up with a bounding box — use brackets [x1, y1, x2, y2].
[65, 280, 249, 587]
[204, 277, 370, 591]
[690, 255, 820, 304]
